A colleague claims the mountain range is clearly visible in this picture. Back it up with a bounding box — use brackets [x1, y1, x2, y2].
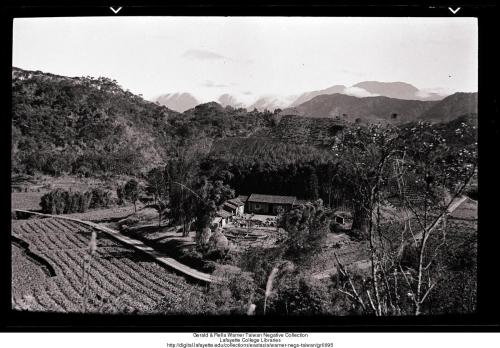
[11, 67, 478, 178]
[154, 81, 454, 112]
[419, 92, 478, 123]
[281, 92, 477, 124]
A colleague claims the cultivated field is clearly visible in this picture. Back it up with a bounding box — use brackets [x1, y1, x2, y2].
[63, 205, 138, 223]
[11, 218, 202, 313]
[11, 192, 46, 211]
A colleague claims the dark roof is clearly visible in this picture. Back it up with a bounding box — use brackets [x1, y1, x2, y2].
[216, 210, 232, 218]
[237, 195, 249, 203]
[247, 194, 296, 205]
[223, 202, 239, 211]
[227, 198, 245, 207]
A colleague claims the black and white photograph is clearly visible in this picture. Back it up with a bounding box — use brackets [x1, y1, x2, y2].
[9, 14, 480, 319]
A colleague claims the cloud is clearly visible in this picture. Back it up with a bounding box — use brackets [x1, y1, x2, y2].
[340, 69, 366, 77]
[342, 86, 379, 98]
[182, 49, 230, 61]
[201, 80, 229, 88]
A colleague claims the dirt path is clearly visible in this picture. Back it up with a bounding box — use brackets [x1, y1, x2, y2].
[411, 195, 469, 241]
[13, 209, 218, 284]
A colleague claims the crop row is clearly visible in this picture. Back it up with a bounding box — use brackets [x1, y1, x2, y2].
[11, 244, 50, 311]
[12, 218, 202, 313]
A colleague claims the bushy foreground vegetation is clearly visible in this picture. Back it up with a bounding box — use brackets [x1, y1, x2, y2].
[40, 188, 113, 214]
[156, 200, 476, 317]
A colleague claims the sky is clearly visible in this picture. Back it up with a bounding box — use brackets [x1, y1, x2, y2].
[12, 17, 478, 102]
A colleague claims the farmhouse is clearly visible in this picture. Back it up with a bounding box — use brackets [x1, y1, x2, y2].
[211, 194, 297, 228]
[245, 194, 297, 215]
[212, 209, 233, 228]
[222, 198, 245, 216]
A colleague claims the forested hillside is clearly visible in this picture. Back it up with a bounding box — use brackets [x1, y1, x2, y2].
[284, 91, 477, 125]
[12, 68, 179, 176]
[204, 137, 338, 201]
[11, 68, 272, 176]
[418, 92, 478, 123]
[11, 67, 478, 183]
[264, 115, 346, 147]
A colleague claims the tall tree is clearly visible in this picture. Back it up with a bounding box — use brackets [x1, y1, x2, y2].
[163, 148, 201, 236]
[333, 124, 401, 238]
[122, 179, 141, 212]
[279, 199, 330, 264]
[145, 166, 168, 226]
[193, 177, 235, 240]
[332, 121, 477, 316]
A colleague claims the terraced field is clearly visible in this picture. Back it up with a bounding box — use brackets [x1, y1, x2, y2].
[270, 115, 346, 148]
[11, 218, 203, 314]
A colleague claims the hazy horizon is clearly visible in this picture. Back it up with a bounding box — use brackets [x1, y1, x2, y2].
[13, 17, 478, 103]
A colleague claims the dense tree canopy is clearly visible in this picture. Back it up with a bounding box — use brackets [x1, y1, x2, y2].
[279, 199, 331, 263]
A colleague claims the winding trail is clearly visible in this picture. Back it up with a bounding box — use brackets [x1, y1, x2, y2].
[13, 209, 219, 284]
[411, 195, 469, 241]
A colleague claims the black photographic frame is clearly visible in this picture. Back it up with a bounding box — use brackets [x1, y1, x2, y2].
[2, 0, 499, 332]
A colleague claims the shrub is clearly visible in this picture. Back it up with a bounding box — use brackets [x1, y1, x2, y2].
[155, 290, 215, 315]
[207, 265, 257, 315]
[117, 179, 141, 210]
[267, 274, 349, 315]
[90, 188, 113, 208]
[117, 185, 125, 205]
[39, 187, 113, 214]
[40, 188, 68, 214]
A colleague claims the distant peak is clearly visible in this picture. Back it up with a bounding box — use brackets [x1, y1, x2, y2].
[354, 81, 419, 89]
[154, 92, 199, 112]
[352, 81, 420, 100]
